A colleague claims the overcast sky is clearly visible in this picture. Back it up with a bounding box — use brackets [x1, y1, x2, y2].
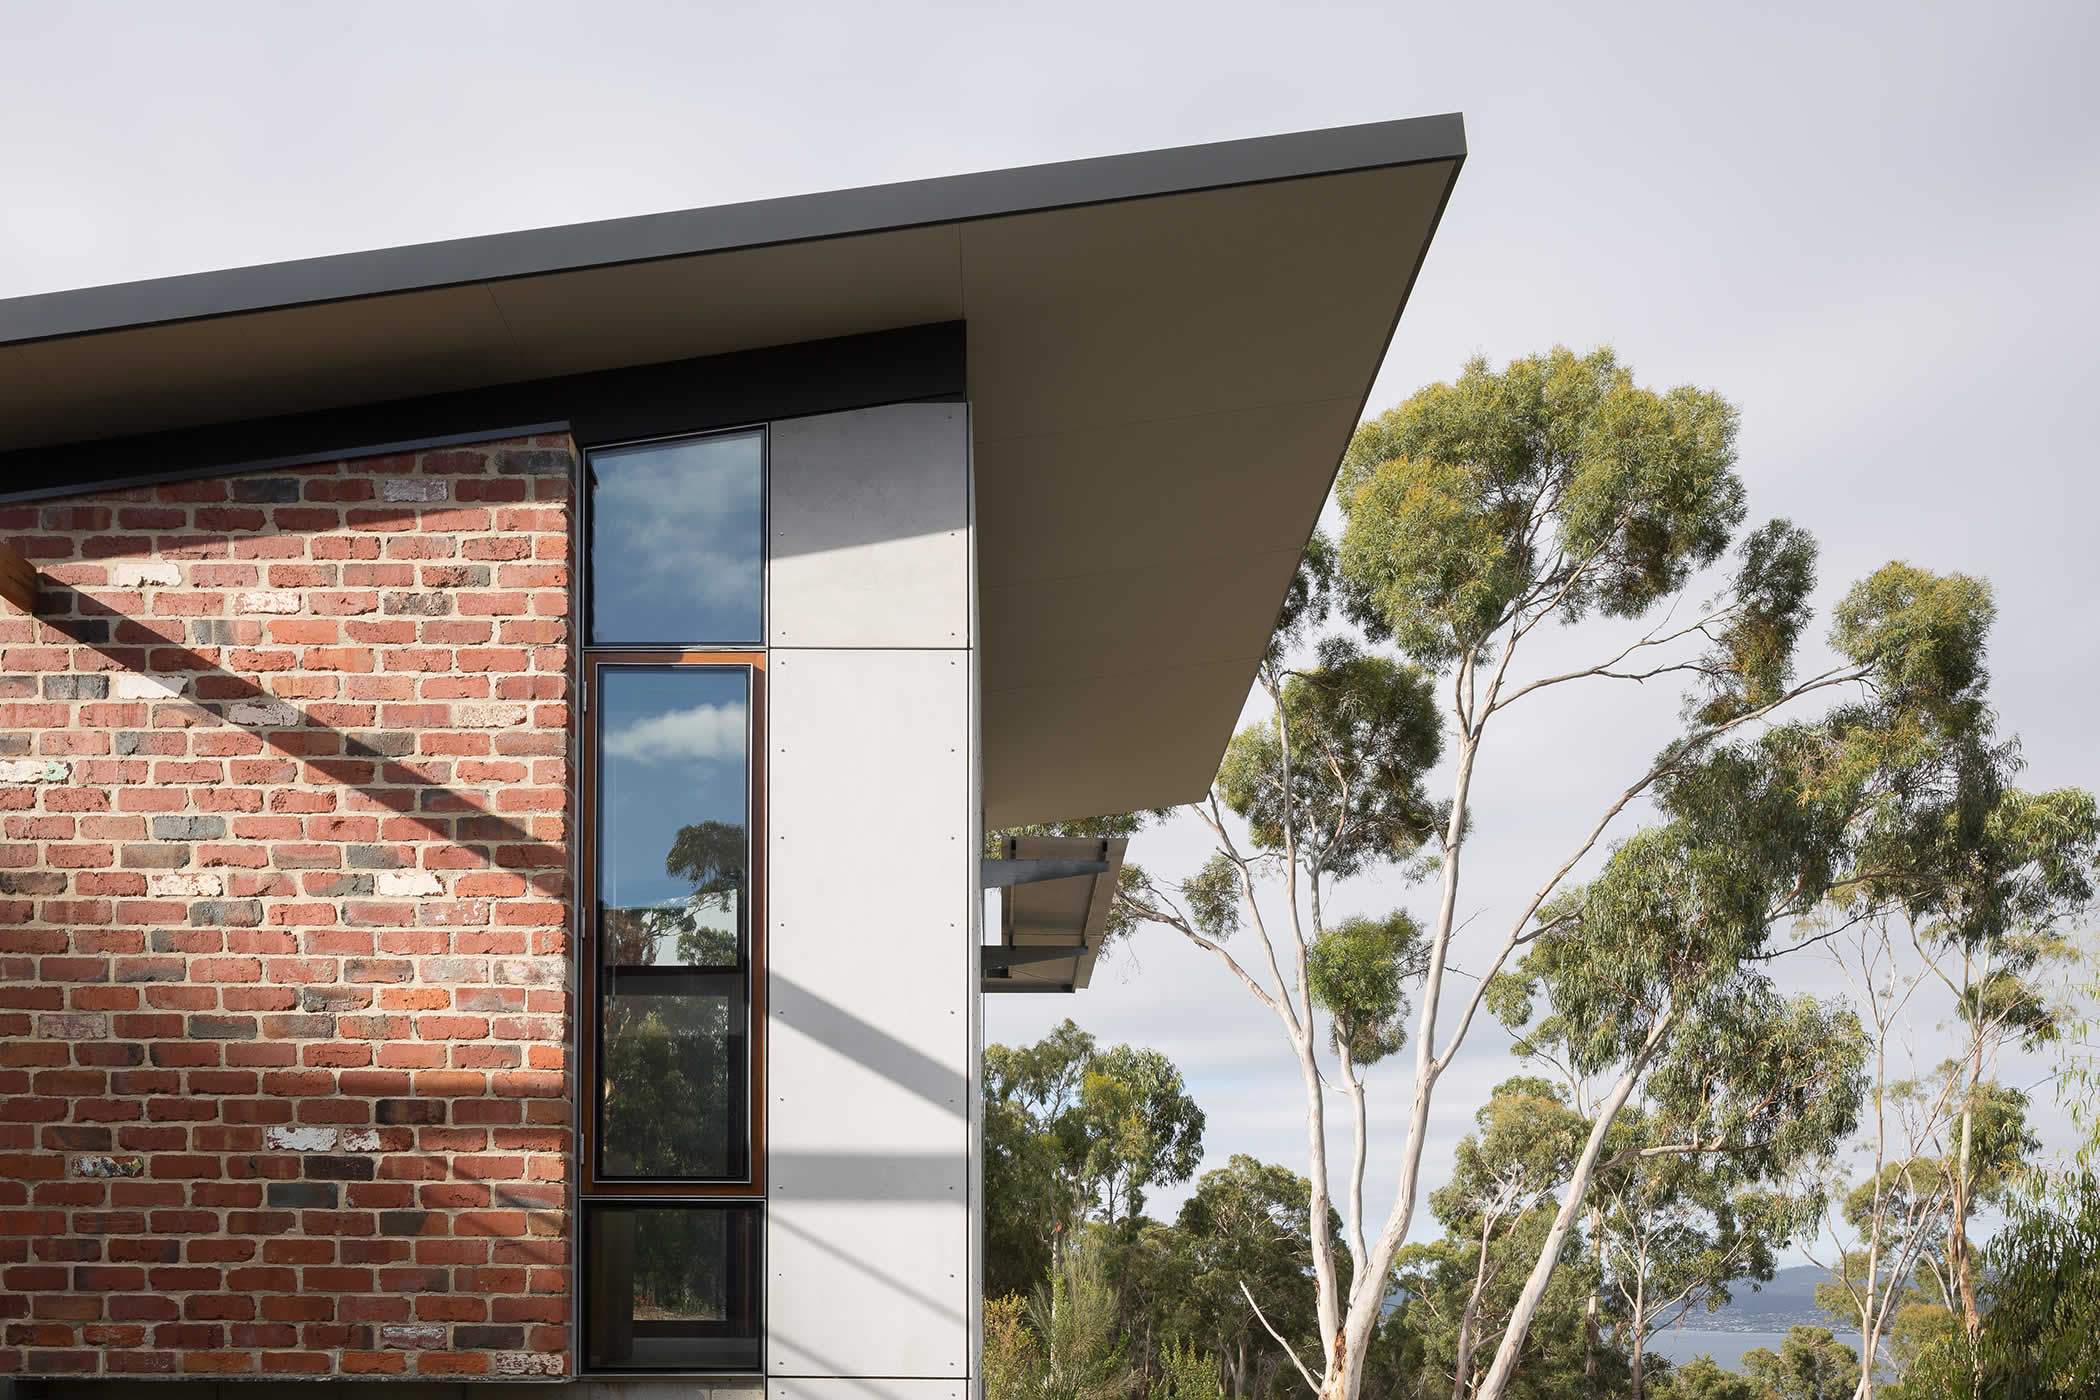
[7, 1, 2096, 1257]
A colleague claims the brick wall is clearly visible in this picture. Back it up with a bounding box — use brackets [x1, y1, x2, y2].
[0, 437, 577, 1381]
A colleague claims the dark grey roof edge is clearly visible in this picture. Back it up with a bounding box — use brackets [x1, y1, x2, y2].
[0, 113, 1465, 348]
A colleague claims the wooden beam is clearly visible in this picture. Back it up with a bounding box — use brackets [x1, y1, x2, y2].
[0, 539, 36, 613]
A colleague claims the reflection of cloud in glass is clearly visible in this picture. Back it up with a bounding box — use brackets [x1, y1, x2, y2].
[590, 432, 763, 644]
[604, 702, 747, 763]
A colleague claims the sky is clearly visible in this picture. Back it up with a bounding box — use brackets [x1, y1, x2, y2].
[6, 0, 2098, 1257]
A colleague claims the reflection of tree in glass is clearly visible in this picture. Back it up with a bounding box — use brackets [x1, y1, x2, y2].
[600, 994, 735, 1177]
[602, 821, 745, 968]
[629, 1207, 730, 1322]
[599, 821, 746, 1177]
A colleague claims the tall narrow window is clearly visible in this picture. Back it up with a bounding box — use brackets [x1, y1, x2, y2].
[594, 665, 750, 1181]
[580, 427, 767, 1374]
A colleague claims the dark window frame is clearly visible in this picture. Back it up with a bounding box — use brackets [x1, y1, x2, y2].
[580, 1198, 765, 1374]
[583, 425, 769, 651]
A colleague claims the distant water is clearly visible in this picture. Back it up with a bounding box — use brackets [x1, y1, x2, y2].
[1646, 1328, 1873, 1371]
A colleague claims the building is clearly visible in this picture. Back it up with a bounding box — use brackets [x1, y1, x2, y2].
[0, 115, 1464, 1395]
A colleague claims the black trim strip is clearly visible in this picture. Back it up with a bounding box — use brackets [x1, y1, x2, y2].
[0, 322, 965, 504]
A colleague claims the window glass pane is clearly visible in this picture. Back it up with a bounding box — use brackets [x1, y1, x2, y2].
[589, 430, 763, 645]
[585, 1203, 762, 1372]
[596, 666, 750, 1180]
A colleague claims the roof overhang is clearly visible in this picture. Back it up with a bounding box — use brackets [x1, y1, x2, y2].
[0, 114, 1464, 829]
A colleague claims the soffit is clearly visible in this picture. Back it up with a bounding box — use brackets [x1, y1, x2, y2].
[0, 119, 1463, 830]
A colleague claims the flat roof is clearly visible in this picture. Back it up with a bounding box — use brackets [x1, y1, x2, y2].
[0, 115, 1465, 828]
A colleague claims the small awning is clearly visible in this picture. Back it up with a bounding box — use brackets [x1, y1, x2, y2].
[982, 835, 1128, 993]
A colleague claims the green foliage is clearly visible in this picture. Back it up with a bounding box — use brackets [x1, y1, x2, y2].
[984, 1023, 1205, 1297]
[1691, 518, 1818, 724]
[1149, 1337, 1225, 1400]
[1337, 346, 1745, 666]
[1644, 994, 1868, 1181]
[1026, 1240, 1136, 1400]
[1878, 1300, 1960, 1388]
[1432, 1076, 1587, 1233]
[1134, 1155, 1331, 1400]
[1651, 1355, 1761, 1400]
[1899, 1174, 2100, 1399]
[1394, 1207, 1604, 1400]
[1305, 911, 1426, 1065]
[1181, 853, 1243, 943]
[1269, 527, 1338, 663]
[1399, 1078, 1597, 1399]
[1217, 640, 1443, 880]
[1082, 1044, 1207, 1222]
[986, 1294, 1039, 1400]
[1829, 562, 1994, 711]
[1739, 1326, 1861, 1400]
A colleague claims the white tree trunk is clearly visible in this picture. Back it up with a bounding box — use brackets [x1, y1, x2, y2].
[1472, 1013, 1674, 1400]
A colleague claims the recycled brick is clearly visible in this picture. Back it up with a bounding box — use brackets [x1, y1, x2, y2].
[0, 437, 577, 1379]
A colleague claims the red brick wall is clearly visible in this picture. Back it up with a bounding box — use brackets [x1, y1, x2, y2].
[0, 437, 577, 1381]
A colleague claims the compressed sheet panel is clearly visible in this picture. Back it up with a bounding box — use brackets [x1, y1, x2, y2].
[767, 649, 972, 1379]
[770, 1380, 968, 1400]
[769, 404, 970, 651]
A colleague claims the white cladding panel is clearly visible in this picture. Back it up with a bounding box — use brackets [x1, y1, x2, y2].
[770, 1380, 967, 1400]
[769, 404, 971, 650]
[767, 648, 971, 1379]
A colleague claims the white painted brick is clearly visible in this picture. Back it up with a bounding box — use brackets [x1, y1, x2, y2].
[264, 1125, 338, 1152]
[456, 702, 528, 728]
[233, 590, 301, 614]
[0, 759, 68, 783]
[109, 562, 181, 588]
[375, 870, 444, 897]
[148, 873, 224, 898]
[228, 699, 299, 726]
[340, 1128, 381, 1152]
[494, 959, 561, 985]
[111, 672, 185, 699]
[382, 479, 449, 502]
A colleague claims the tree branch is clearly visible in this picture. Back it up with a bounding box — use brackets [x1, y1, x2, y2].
[1241, 1279, 1321, 1395]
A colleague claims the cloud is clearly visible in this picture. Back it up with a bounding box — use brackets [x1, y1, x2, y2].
[603, 702, 747, 763]
[593, 439, 763, 603]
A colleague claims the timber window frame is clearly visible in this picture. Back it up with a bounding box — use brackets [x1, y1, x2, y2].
[577, 651, 766, 1196]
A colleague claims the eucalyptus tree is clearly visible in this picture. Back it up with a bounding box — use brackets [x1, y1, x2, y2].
[1117, 630, 1442, 1400]
[1407, 1077, 1588, 1400]
[1792, 781, 2096, 1394]
[984, 1021, 1206, 1297]
[1807, 923, 1965, 1399]
[1585, 1113, 1805, 1400]
[1902, 786, 2097, 1335]
[1465, 524, 2100, 1399]
[1169, 1155, 1333, 1400]
[1741, 1327, 1863, 1400]
[1105, 348, 2080, 1400]
[1337, 349, 1888, 1400]
[1392, 1211, 1595, 1400]
[1653, 1356, 1762, 1400]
